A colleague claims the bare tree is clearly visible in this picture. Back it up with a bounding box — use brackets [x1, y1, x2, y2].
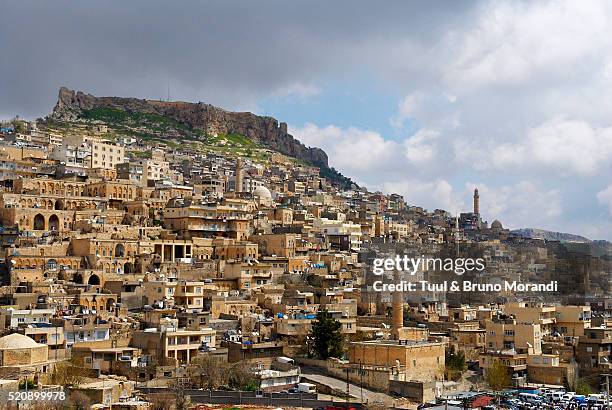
[227, 361, 258, 391]
[67, 391, 91, 410]
[186, 355, 229, 389]
[147, 392, 175, 410]
[50, 358, 90, 387]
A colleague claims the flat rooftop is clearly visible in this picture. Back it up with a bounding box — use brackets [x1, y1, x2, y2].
[350, 339, 444, 347]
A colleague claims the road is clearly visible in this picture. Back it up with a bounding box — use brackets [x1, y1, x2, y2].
[301, 370, 396, 407]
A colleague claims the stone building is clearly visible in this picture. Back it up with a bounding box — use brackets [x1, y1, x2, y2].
[0, 333, 48, 368]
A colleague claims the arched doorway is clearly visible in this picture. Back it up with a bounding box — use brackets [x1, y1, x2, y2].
[48, 214, 60, 231]
[124, 262, 135, 274]
[88, 274, 100, 285]
[115, 244, 125, 257]
[33, 214, 45, 230]
[73, 273, 84, 284]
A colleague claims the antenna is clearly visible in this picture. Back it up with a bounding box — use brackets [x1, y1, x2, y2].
[167, 81, 170, 102]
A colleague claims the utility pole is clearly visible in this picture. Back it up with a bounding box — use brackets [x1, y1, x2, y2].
[346, 367, 350, 408]
[359, 360, 364, 405]
[54, 326, 58, 361]
[604, 374, 610, 410]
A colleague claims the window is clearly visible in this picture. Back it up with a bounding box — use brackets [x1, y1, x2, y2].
[47, 259, 58, 270]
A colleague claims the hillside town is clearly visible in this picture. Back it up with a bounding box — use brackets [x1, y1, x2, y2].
[0, 94, 610, 410]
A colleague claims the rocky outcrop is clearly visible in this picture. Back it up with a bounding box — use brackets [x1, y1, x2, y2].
[53, 87, 329, 167]
[511, 228, 591, 243]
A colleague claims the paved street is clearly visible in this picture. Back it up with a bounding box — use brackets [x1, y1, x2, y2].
[301, 371, 396, 407]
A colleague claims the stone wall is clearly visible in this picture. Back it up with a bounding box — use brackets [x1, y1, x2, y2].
[389, 379, 437, 403]
[0, 345, 47, 366]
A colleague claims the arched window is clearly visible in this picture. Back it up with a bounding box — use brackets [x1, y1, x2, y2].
[47, 259, 58, 270]
[48, 214, 60, 231]
[33, 214, 45, 230]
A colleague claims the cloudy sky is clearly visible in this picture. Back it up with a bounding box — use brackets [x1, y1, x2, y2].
[2, 0, 612, 239]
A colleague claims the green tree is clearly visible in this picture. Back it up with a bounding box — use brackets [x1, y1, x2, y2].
[11, 117, 27, 134]
[573, 377, 592, 395]
[445, 347, 467, 381]
[18, 378, 35, 390]
[485, 360, 510, 391]
[310, 310, 344, 359]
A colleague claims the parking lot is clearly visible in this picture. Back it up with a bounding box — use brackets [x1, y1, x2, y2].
[418, 389, 610, 409]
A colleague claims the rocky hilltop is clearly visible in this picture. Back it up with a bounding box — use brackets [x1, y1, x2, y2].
[511, 228, 591, 243]
[52, 87, 329, 168]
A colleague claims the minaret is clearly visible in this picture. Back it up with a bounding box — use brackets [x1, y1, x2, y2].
[473, 188, 480, 215]
[391, 270, 403, 340]
[235, 158, 243, 193]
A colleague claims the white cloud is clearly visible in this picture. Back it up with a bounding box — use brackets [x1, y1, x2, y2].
[391, 92, 423, 129]
[293, 0, 612, 238]
[382, 179, 461, 213]
[597, 185, 612, 215]
[403, 128, 439, 164]
[270, 82, 321, 99]
[289, 123, 400, 173]
[490, 119, 612, 175]
[446, 0, 612, 89]
[465, 181, 562, 230]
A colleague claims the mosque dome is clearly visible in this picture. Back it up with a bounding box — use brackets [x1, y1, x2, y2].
[253, 186, 272, 199]
[0, 333, 41, 350]
[491, 219, 503, 230]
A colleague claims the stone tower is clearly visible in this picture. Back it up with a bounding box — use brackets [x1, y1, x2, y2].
[473, 188, 480, 215]
[391, 270, 403, 340]
[235, 158, 243, 193]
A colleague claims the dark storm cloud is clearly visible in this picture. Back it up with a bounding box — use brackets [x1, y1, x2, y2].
[0, 0, 474, 118]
